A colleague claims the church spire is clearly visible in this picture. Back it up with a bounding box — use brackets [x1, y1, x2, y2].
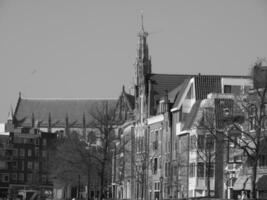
[140, 12, 146, 35]
[135, 12, 151, 86]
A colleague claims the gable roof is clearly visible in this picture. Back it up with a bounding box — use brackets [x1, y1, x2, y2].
[182, 100, 202, 131]
[13, 98, 117, 128]
[149, 74, 192, 101]
[170, 78, 192, 109]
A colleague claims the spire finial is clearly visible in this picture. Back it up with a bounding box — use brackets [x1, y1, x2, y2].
[141, 10, 144, 32]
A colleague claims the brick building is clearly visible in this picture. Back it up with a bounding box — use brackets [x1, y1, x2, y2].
[0, 125, 56, 200]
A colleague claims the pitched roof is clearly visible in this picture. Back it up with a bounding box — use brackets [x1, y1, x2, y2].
[170, 78, 191, 108]
[14, 98, 117, 128]
[182, 100, 202, 131]
[149, 74, 192, 101]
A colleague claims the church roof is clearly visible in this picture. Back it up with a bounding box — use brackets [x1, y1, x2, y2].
[13, 98, 117, 128]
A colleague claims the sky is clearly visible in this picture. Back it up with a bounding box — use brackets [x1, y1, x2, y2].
[0, 0, 267, 122]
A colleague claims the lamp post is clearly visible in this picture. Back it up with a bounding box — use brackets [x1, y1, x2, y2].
[160, 176, 163, 200]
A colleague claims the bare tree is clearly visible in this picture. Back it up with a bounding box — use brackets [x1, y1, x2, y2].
[48, 131, 95, 200]
[217, 61, 267, 200]
[195, 60, 267, 200]
[197, 108, 217, 197]
[88, 101, 128, 200]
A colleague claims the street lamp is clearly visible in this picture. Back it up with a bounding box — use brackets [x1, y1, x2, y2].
[160, 176, 163, 200]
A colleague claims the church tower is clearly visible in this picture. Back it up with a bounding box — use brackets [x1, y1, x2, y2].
[134, 14, 152, 122]
[135, 14, 151, 88]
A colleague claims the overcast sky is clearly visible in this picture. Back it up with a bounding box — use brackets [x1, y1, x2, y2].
[0, 1, 267, 122]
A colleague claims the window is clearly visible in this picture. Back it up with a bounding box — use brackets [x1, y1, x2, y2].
[155, 130, 159, 141]
[28, 149, 32, 157]
[206, 135, 214, 151]
[168, 162, 171, 177]
[19, 173, 24, 182]
[153, 158, 158, 174]
[197, 135, 205, 150]
[27, 161, 33, 170]
[259, 155, 267, 167]
[11, 173, 17, 182]
[42, 139, 47, 146]
[42, 150, 47, 158]
[249, 105, 257, 131]
[205, 162, 214, 177]
[42, 175, 47, 184]
[197, 162, 204, 178]
[12, 162, 17, 170]
[165, 162, 170, 177]
[35, 148, 39, 157]
[261, 116, 267, 130]
[21, 161, 24, 171]
[165, 162, 168, 177]
[153, 141, 158, 150]
[13, 149, 18, 157]
[154, 182, 160, 191]
[19, 149, 25, 157]
[224, 85, 231, 93]
[190, 135, 197, 151]
[27, 174, 32, 182]
[35, 162, 39, 170]
[1, 174, 9, 182]
[189, 163, 195, 177]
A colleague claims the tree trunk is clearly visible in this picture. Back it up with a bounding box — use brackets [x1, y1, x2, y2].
[100, 161, 106, 200]
[141, 180, 144, 200]
[206, 165, 211, 197]
[88, 170, 91, 200]
[251, 159, 258, 200]
[206, 157, 211, 197]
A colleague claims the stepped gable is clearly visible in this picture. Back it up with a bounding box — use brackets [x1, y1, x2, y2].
[149, 73, 192, 101]
[13, 97, 117, 128]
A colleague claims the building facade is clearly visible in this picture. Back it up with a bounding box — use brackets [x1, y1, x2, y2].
[0, 125, 57, 200]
